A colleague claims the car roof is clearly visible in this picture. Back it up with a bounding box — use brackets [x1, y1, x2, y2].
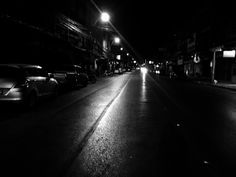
[74, 65, 82, 68]
[53, 64, 82, 69]
[0, 64, 42, 69]
[60, 64, 81, 67]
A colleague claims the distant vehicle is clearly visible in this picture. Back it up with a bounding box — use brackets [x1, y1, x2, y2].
[125, 66, 132, 72]
[52, 64, 89, 88]
[140, 66, 148, 74]
[114, 64, 124, 74]
[154, 69, 160, 74]
[0, 64, 58, 107]
[114, 68, 122, 74]
[169, 71, 178, 79]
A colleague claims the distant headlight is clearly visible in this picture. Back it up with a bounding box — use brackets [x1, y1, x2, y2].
[155, 70, 160, 74]
[140, 67, 148, 74]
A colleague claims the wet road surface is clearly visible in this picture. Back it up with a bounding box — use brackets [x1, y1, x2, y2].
[66, 72, 219, 177]
[0, 71, 236, 177]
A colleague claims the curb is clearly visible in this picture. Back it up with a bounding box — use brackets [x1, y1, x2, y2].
[195, 81, 236, 92]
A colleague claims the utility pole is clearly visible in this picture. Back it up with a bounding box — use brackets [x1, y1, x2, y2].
[211, 46, 223, 83]
[211, 51, 216, 83]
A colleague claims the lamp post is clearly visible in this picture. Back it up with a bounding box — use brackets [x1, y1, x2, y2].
[211, 46, 222, 83]
[100, 12, 121, 74]
[91, 11, 111, 76]
[100, 12, 110, 23]
[100, 12, 111, 58]
[111, 36, 121, 57]
[212, 51, 216, 83]
[111, 36, 121, 74]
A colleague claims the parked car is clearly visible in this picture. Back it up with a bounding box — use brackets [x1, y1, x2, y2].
[114, 65, 123, 74]
[87, 70, 97, 84]
[0, 64, 58, 107]
[169, 71, 178, 79]
[52, 64, 89, 88]
[125, 66, 132, 72]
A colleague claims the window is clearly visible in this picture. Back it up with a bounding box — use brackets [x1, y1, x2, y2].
[25, 67, 48, 77]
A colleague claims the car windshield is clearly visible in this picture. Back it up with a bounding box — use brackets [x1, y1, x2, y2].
[0, 66, 23, 78]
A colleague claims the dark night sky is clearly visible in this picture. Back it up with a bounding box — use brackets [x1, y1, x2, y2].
[3, 0, 233, 60]
[3, 0, 232, 60]
[94, 0, 215, 59]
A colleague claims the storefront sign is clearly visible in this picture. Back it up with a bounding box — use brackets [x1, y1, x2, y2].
[223, 50, 236, 58]
[193, 54, 200, 63]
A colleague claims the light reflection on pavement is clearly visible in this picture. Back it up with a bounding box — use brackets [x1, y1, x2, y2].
[67, 72, 168, 177]
[0, 73, 132, 177]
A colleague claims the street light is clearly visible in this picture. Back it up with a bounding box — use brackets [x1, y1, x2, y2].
[101, 12, 110, 23]
[99, 12, 111, 56]
[114, 37, 120, 44]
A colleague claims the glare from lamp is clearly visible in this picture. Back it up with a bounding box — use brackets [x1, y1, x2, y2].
[101, 12, 110, 23]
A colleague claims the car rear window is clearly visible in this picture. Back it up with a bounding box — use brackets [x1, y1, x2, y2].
[24, 67, 48, 77]
[0, 65, 24, 78]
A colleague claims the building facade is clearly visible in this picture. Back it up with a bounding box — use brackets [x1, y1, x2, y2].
[1, 0, 113, 76]
[168, 3, 236, 83]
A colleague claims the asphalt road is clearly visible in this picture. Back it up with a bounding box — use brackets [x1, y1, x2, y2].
[0, 70, 236, 177]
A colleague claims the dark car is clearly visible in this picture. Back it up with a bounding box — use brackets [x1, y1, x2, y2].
[0, 64, 58, 107]
[52, 64, 89, 88]
[125, 66, 132, 72]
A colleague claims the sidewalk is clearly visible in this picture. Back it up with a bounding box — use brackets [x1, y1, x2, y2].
[195, 80, 236, 91]
[149, 73, 236, 91]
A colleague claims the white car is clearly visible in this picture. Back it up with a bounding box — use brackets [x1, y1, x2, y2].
[0, 64, 58, 107]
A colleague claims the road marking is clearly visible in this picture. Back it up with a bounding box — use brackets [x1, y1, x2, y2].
[59, 76, 131, 177]
[51, 75, 132, 120]
[54, 85, 111, 114]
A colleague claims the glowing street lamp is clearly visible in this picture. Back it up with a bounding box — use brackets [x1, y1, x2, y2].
[101, 12, 110, 23]
[120, 47, 123, 51]
[114, 37, 120, 44]
[116, 55, 121, 60]
[99, 12, 111, 55]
